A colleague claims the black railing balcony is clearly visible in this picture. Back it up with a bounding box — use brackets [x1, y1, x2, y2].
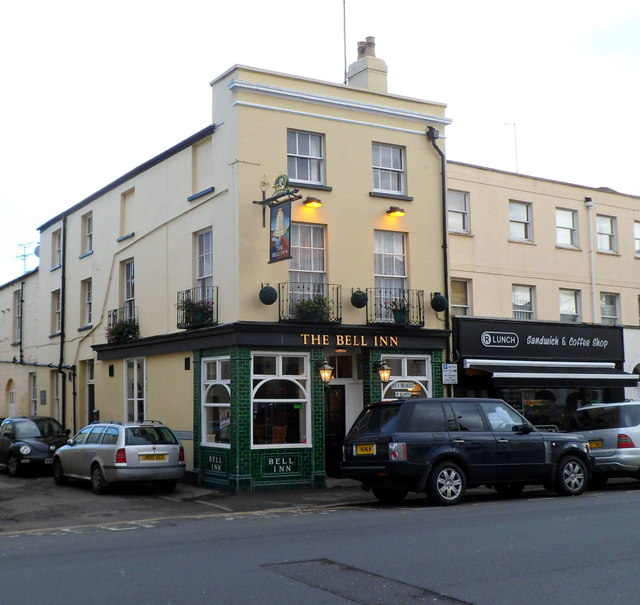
[177, 286, 218, 329]
[365, 288, 424, 327]
[106, 305, 140, 343]
[279, 282, 342, 323]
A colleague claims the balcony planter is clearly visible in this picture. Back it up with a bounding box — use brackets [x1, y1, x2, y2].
[105, 320, 140, 344]
[350, 289, 368, 309]
[177, 299, 214, 327]
[295, 295, 331, 321]
[392, 309, 408, 326]
[259, 285, 278, 305]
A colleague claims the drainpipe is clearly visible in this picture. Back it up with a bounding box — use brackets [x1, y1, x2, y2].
[584, 197, 598, 322]
[59, 214, 68, 428]
[427, 127, 452, 378]
[19, 281, 25, 363]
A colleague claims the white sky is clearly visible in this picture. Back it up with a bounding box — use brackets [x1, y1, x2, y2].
[2, 0, 640, 285]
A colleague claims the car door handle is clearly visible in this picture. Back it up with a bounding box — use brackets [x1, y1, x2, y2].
[453, 439, 465, 444]
[498, 439, 509, 444]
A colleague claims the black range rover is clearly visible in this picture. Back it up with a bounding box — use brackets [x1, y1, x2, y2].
[341, 397, 593, 505]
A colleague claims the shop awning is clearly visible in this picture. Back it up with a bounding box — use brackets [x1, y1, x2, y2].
[463, 359, 639, 388]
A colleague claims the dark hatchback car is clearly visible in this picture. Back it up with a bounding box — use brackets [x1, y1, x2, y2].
[0, 417, 69, 476]
[341, 398, 593, 505]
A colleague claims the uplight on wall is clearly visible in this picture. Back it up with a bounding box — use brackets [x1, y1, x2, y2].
[303, 196, 322, 208]
[386, 206, 405, 217]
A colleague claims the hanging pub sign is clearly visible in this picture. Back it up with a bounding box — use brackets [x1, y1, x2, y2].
[269, 200, 291, 263]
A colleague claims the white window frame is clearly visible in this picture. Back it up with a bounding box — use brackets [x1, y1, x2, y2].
[374, 230, 407, 321]
[52, 229, 62, 269]
[559, 289, 581, 323]
[372, 142, 405, 194]
[634, 221, 640, 257]
[596, 215, 617, 252]
[201, 356, 231, 448]
[448, 190, 469, 234]
[123, 259, 135, 320]
[287, 130, 324, 185]
[125, 358, 146, 422]
[512, 284, 535, 320]
[52, 289, 61, 334]
[82, 212, 93, 255]
[196, 229, 213, 297]
[600, 292, 619, 325]
[251, 352, 311, 449]
[380, 355, 432, 401]
[289, 223, 326, 285]
[451, 279, 471, 316]
[29, 373, 37, 415]
[81, 278, 92, 326]
[556, 208, 578, 248]
[13, 290, 21, 344]
[509, 201, 532, 242]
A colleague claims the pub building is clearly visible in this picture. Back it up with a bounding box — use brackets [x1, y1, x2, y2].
[452, 317, 640, 431]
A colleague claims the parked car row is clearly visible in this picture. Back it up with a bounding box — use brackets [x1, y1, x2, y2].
[341, 397, 640, 506]
[0, 417, 185, 494]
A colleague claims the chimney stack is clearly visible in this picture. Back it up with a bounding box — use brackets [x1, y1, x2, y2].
[346, 36, 388, 92]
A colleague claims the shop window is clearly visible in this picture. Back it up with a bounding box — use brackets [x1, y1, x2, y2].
[202, 357, 230, 446]
[381, 355, 431, 400]
[252, 353, 310, 447]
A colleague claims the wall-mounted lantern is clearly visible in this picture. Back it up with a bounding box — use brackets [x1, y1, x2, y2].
[316, 359, 334, 385]
[375, 361, 392, 384]
[386, 206, 405, 217]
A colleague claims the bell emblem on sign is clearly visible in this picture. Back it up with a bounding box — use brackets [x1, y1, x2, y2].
[272, 208, 287, 237]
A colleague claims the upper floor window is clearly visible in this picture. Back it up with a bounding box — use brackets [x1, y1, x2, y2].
[51, 289, 61, 334]
[13, 290, 22, 344]
[81, 278, 92, 327]
[51, 229, 62, 269]
[123, 259, 135, 320]
[556, 208, 578, 247]
[509, 201, 532, 242]
[559, 289, 580, 323]
[600, 292, 619, 325]
[451, 279, 470, 316]
[512, 284, 535, 320]
[287, 130, 323, 184]
[634, 221, 640, 257]
[596, 215, 617, 252]
[372, 143, 405, 194]
[196, 229, 213, 296]
[81, 212, 93, 255]
[289, 223, 326, 286]
[448, 190, 469, 234]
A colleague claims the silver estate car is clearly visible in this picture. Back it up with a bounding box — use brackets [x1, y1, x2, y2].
[573, 401, 640, 488]
[53, 420, 186, 494]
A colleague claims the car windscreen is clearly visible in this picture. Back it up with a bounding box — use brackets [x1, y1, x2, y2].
[15, 418, 65, 439]
[575, 404, 640, 430]
[347, 404, 402, 437]
[125, 426, 178, 445]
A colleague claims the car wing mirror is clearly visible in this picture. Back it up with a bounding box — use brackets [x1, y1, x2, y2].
[67, 438, 75, 446]
[512, 424, 532, 435]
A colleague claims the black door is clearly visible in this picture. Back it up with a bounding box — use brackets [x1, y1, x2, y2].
[325, 385, 346, 477]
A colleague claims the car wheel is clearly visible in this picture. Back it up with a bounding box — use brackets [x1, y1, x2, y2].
[91, 464, 108, 495]
[556, 455, 587, 496]
[427, 461, 466, 505]
[494, 483, 525, 498]
[371, 486, 409, 504]
[52, 458, 68, 486]
[7, 455, 20, 477]
[156, 479, 178, 493]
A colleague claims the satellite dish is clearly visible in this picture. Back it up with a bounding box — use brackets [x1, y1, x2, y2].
[34, 245, 40, 257]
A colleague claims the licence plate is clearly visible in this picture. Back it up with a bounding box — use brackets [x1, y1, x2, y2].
[45, 458, 53, 464]
[355, 444, 376, 455]
[139, 454, 168, 461]
[589, 439, 603, 449]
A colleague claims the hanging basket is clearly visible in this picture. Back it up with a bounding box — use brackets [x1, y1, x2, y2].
[259, 285, 278, 305]
[350, 290, 368, 309]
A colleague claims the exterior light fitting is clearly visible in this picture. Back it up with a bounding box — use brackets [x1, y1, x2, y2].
[303, 196, 322, 208]
[316, 359, 334, 384]
[375, 361, 392, 384]
[386, 206, 405, 217]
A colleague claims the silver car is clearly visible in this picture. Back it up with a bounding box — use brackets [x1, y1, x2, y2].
[573, 401, 640, 487]
[53, 420, 186, 494]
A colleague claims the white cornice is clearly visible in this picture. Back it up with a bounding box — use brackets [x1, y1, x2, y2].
[228, 79, 451, 127]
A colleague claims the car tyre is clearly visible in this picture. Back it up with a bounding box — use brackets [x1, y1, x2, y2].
[494, 483, 525, 498]
[7, 455, 20, 477]
[52, 458, 68, 486]
[555, 455, 587, 496]
[427, 461, 466, 506]
[371, 486, 409, 504]
[156, 479, 178, 493]
[91, 464, 108, 495]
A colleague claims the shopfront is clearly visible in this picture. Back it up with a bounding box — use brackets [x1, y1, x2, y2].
[453, 317, 639, 432]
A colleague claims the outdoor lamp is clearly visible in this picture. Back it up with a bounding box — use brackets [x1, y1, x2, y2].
[316, 359, 334, 384]
[375, 361, 392, 384]
[303, 196, 322, 208]
[386, 206, 405, 217]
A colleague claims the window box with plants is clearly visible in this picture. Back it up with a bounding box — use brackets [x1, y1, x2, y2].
[294, 295, 332, 322]
[177, 298, 215, 328]
[105, 320, 140, 344]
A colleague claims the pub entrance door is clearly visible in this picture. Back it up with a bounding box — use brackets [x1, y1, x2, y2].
[325, 385, 346, 477]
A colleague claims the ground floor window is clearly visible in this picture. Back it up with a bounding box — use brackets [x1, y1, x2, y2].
[202, 357, 231, 446]
[125, 358, 145, 422]
[381, 355, 431, 400]
[252, 353, 310, 447]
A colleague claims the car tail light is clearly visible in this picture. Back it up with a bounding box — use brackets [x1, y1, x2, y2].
[115, 448, 127, 463]
[618, 434, 635, 448]
[179, 446, 185, 462]
[388, 442, 407, 461]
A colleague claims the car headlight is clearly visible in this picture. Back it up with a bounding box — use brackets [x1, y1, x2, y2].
[19, 445, 31, 455]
